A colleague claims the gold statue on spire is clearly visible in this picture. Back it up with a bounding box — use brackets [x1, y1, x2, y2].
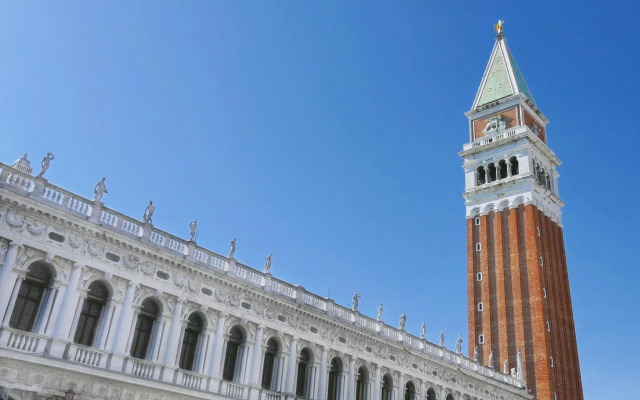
[494, 20, 504, 36]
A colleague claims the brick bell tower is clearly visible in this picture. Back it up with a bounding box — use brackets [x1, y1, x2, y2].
[460, 22, 583, 400]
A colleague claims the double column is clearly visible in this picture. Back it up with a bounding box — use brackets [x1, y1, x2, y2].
[248, 324, 265, 387]
[285, 336, 298, 394]
[48, 262, 84, 358]
[0, 242, 22, 326]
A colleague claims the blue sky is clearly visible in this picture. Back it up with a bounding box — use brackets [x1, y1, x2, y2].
[1, 1, 638, 398]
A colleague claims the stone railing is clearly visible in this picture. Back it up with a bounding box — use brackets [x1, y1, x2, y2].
[0, 327, 47, 354]
[0, 162, 525, 390]
[66, 343, 108, 368]
[462, 125, 530, 151]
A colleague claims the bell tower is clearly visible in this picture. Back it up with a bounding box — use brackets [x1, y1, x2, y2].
[460, 22, 583, 400]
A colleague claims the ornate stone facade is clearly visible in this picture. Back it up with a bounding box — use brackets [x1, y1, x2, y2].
[0, 159, 530, 400]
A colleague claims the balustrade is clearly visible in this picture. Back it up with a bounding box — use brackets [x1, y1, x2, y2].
[1, 328, 46, 354]
[68, 344, 106, 368]
[223, 381, 245, 398]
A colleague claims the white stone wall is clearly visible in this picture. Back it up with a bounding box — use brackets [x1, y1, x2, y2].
[0, 162, 530, 400]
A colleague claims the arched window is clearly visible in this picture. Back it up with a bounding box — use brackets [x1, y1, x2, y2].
[487, 163, 496, 182]
[355, 366, 368, 400]
[262, 338, 279, 390]
[405, 381, 416, 400]
[427, 388, 437, 400]
[476, 166, 486, 185]
[498, 160, 508, 179]
[381, 374, 393, 400]
[130, 298, 160, 359]
[510, 156, 519, 176]
[179, 313, 204, 371]
[223, 326, 245, 381]
[327, 358, 343, 400]
[546, 174, 552, 190]
[446, 394, 455, 400]
[296, 348, 312, 397]
[74, 281, 109, 346]
[9, 262, 53, 332]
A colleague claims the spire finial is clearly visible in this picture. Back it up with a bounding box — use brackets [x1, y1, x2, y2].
[494, 20, 504, 37]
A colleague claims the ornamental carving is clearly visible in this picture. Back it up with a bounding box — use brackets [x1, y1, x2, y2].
[67, 233, 86, 250]
[86, 241, 104, 258]
[6, 208, 25, 231]
[214, 288, 241, 308]
[139, 261, 156, 277]
[123, 254, 140, 272]
[26, 218, 47, 236]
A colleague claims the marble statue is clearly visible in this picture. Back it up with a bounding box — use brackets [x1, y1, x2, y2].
[229, 238, 236, 259]
[488, 349, 494, 368]
[93, 177, 108, 203]
[474, 346, 479, 361]
[143, 201, 154, 224]
[439, 331, 445, 347]
[36, 152, 54, 178]
[516, 349, 523, 379]
[494, 19, 504, 35]
[456, 334, 463, 353]
[189, 220, 198, 242]
[420, 322, 426, 339]
[503, 360, 509, 374]
[482, 114, 507, 135]
[352, 292, 361, 312]
[264, 253, 273, 274]
[376, 304, 383, 321]
[399, 313, 407, 331]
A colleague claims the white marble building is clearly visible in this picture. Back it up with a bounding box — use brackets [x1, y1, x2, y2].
[0, 155, 530, 400]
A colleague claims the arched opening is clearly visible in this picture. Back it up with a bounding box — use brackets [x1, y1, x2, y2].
[427, 388, 437, 400]
[296, 348, 312, 397]
[381, 374, 393, 400]
[476, 166, 486, 185]
[74, 280, 109, 346]
[327, 358, 343, 400]
[498, 160, 508, 179]
[9, 262, 54, 332]
[404, 381, 416, 400]
[510, 156, 519, 176]
[546, 174, 552, 190]
[355, 366, 368, 400]
[262, 338, 279, 390]
[446, 394, 454, 400]
[487, 163, 497, 183]
[223, 326, 245, 381]
[179, 313, 204, 371]
[130, 298, 160, 359]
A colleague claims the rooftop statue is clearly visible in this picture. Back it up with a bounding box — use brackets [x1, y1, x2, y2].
[474, 345, 479, 361]
[456, 334, 463, 353]
[264, 252, 273, 274]
[376, 303, 383, 321]
[36, 152, 54, 178]
[399, 313, 407, 331]
[420, 322, 427, 339]
[12, 153, 32, 174]
[439, 330, 445, 347]
[489, 348, 494, 368]
[143, 201, 154, 224]
[189, 220, 198, 242]
[352, 292, 361, 312]
[494, 19, 504, 36]
[229, 238, 237, 259]
[93, 177, 108, 203]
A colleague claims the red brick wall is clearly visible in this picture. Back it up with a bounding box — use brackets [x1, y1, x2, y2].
[467, 204, 583, 400]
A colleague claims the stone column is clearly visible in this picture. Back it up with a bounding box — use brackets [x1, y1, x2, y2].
[317, 347, 328, 400]
[0, 242, 21, 323]
[109, 281, 136, 353]
[398, 373, 405, 400]
[373, 364, 381, 400]
[285, 337, 298, 394]
[161, 297, 184, 366]
[95, 299, 117, 349]
[37, 282, 60, 336]
[419, 380, 426, 400]
[209, 312, 228, 378]
[347, 356, 356, 400]
[50, 263, 84, 340]
[1, 274, 24, 327]
[248, 324, 265, 386]
[66, 294, 86, 342]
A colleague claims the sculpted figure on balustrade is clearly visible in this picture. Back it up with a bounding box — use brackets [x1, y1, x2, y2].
[93, 177, 108, 203]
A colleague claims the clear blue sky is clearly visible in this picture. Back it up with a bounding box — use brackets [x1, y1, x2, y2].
[1, 1, 638, 398]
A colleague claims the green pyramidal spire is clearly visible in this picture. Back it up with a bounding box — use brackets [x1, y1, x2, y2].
[472, 28, 536, 110]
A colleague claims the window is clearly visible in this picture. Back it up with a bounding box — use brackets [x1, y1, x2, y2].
[262, 339, 279, 390]
[476, 272, 483, 281]
[179, 313, 204, 371]
[474, 216, 481, 226]
[296, 348, 312, 397]
[446, 395, 455, 400]
[478, 334, 485, 344]
[487, 163, 497, 182]
[130, 298, 160, 359]
[327, 358, 343, 400]
[478, 302, 484, 312]
[509, 156, 519, 176]
[9, 262, 53, 332]
[405, 381, 416, 400]
[476, 166, 486, 185]
[223, 326, 245, 381]
[475, 243, 482, 252]
[74, 281, 109, 346]
[381, 374, 393, 400]
[356, 367, 368, 400]
[427, 388, 437, 400]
